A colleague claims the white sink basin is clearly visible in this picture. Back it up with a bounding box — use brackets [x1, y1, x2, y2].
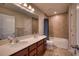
[19, 37, 35, 42]
[7, 41, 28, 48]
[19, 39, 28, 42]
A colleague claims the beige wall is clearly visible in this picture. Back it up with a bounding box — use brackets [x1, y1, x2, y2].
[77, 4, 79, 45]
[35, 8, 46, 35]
[49, 13, 68, 39]
[38, 13, 45, 35]
[0, 6, 32, 36]
[32, 18, 38, 34]
[68, 4, 77, 47]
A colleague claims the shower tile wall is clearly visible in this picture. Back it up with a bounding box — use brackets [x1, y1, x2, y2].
[49, 13, 68, 39]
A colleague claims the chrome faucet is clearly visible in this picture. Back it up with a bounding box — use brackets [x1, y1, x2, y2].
[8, 36, 14, 44]
[7, 34, 19, 44]
[33, 32, 36, 38]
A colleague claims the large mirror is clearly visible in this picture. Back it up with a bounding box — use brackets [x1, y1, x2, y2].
[0, 14, 15, 39]
[0, 13, 38, 40]
[0, 13, 39, 46]
[0, 3, 39, 40]
[0, 3, 39, 46]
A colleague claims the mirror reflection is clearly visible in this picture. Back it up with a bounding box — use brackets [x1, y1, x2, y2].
[0, 3, 38, 41]
[0, 14, 15, 39]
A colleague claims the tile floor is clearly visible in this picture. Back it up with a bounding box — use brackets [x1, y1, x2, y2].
[44, 46, 73, 56]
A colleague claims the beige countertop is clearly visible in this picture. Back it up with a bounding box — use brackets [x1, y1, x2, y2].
[0, 35, 46, 56]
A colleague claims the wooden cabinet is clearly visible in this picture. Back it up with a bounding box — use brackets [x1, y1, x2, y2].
[43, 39, 47, 51]
[37, 44, 44, 56]
[37, 39, 47, 56]
[29, 43, 37, 56]
[11, 48, 28, 56]
[29, 43, 37, 51]
[11, 39, 46, 56]
[37, 40, 44, 46]
[29, 49, 36, 56]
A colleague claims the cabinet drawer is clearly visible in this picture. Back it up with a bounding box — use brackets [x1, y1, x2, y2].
[37, 39, 44, 46]
[12, 48, 28, 56]
[29, 43, 36, 52]
[29, 49, 36, 56]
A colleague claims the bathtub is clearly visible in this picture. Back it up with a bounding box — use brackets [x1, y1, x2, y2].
[46, 37, 68, 49]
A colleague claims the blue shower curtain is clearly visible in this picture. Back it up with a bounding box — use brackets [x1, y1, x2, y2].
[44, 18, 49, 40]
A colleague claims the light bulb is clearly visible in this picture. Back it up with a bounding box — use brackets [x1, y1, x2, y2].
[28, 5, 32, 9]
[23, 3, 27, 7]
[54, 12, 57, 14]
[31, 8, 35, 12]
[77, 6, 79, 9]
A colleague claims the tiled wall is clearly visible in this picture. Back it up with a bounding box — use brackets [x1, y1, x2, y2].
[49, 13, 68, 39]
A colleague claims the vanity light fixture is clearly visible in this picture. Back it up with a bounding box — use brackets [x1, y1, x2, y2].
[18, 3, 35, 13]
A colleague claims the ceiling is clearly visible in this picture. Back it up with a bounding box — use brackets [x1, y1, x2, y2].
[33, 3, 70, 16]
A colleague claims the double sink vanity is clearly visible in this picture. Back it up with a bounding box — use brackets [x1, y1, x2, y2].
[0, 4, 47, 56]
[0, 35, 47, 56]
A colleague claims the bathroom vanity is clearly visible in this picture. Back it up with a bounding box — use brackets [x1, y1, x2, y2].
[0, 35, 47, 56]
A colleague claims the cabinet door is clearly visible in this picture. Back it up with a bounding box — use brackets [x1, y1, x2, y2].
[29, 43, 36, 51]
[29, 49, 36, 56]
[43, 39, 47, 51]
[29, 43, 37, 56]
[37, 44, 44, 56]
[37, 40, 44, 47]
